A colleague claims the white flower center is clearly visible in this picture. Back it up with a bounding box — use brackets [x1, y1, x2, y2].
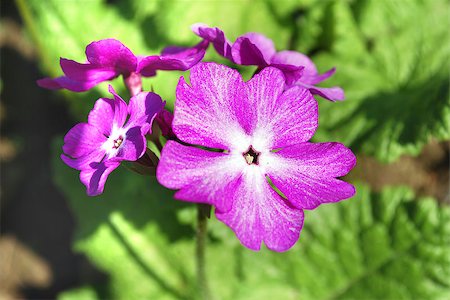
[103, 126, 127, 159]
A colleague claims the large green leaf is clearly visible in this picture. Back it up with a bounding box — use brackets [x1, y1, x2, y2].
[305, 0, 450, 162]
[293, 186, 450, 300]
[53, 138, 450, 300]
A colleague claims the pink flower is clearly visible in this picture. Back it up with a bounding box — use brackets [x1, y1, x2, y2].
[38, 38, 208, 94]
[61, 85, 163, 196]
[157, 63, 356, 251]
[193, 24, 344, 101]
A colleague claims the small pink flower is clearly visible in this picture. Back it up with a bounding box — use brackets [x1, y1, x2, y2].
[38, 38, 208, 93]
[193, 24, 344, 101]
[61, 85, 164, 196]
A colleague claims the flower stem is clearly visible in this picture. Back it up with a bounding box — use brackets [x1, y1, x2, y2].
[196, 204, 211, 300]
[123, 72, 142, 96]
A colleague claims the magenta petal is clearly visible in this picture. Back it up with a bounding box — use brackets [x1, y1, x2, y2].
[270, 85, 318, 147]
[135, 56, 160, 76]
[107, 85, 128, 129]
[232, 33, 275, 66]
[192, 23, 233, 60]
[60, 58, 118, 82]
[267, 142, 356, 210]
[271, 50, 318, 78]
[304, 67, 336, 85]
[88, 98, 116, 136]
[215, 172, 304, 252]
[113, 126, 146, 162]
[243, 67, 285, 134]
[61, 150, 105, 171]
[139, 40, 208, 74]
[157, 141, 242, 212]
[85, 39, 137, 72]
[303, 84, 345, 101]
[173, 62, 246, 149]
[136, 56, 158, 77]
[37, 76, 99, 92]
[126, 91, 164, 133]
[79, 161, 120, 196]
[155, 109, 174, 138]
[62, 123, 106, 159]
[246, 67, 317, 148]
[270, 63, 304, 86]
[37, 77, 68, 90]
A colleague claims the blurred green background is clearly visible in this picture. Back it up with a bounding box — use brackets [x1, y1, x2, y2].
[1, 0, 449, 299]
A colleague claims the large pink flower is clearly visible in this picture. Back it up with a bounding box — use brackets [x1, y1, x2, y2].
[157, 63, 356, 251]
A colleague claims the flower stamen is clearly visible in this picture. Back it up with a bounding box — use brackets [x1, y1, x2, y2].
[243, 146, 260, 165]
[113, 136, 124, 149]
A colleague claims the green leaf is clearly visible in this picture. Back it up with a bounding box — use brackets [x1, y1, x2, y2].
[307, 0, 450, 162]
[53, 136, 450, 299]
[58, 286, 99, 300]
[291, 186, 450, 300]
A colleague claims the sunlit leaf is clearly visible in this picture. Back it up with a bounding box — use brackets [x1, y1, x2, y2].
[53, 137, 450, 299]
[307, 0, 450, 161]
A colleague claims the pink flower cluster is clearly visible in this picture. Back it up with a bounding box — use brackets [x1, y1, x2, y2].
[39, 25, 355, 251]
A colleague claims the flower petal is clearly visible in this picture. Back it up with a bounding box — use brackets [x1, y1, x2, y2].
[60, 58, 118, 82]
[155, 109, 175, 138]
[107, 85, 129, 129]
[85, 39, 137, 72]
[270, 63, 304, 86]
[36, 76, 99, 92]
[126, 91, 164, 134]
[136, 56, 157, 77]
[304, 67, 336, 85]
[138, 40, 208, 74]
[271, 50, 318, 79]
[79, 161, 120, 196]
[215, 170, 304, 252]
[245, 67, 318, 149]
[232, 33, 275, 66]
[266, 142, 356, 210]
[62, 123, 106, 159]
[173, 62, 249, 150]
[300, 83, 345, 101]
[87, 98, 116, 136]
[109, 126, 146, 162]
[61, 150, 105, 171]
[157, 140, 244, 213]
[192, 23, 233, 60]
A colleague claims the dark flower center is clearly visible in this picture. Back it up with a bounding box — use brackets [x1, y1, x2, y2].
[243, 146, 260, 165]
[113, 136, 124, 149]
